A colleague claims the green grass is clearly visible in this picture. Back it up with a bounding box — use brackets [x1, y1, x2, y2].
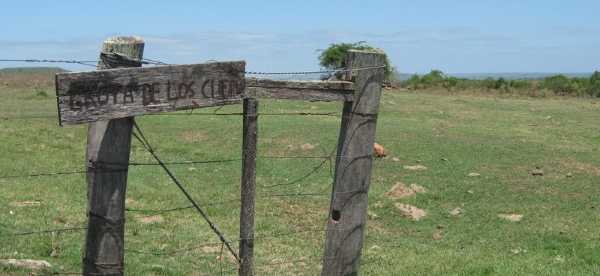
[1, 81, 600, 275]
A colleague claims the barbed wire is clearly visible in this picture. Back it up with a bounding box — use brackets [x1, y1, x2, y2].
[0, 148, 392, 181]
[0, 111, 341, 121]
[0, 169, 87, 179]
[0, 55, 385, 75]
[131, 120, 240, 263]
[0, 114, 57, 120]
[0, 58, 97, 67]
[0, 152, 389, 180]
[9, 226, 87, 236]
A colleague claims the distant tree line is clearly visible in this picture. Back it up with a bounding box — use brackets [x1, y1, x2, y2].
[316, 42, 600, 97]
[401, 70, 600, 97]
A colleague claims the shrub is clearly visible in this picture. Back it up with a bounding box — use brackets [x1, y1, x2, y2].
[587, 71, 600, 97]
[542, 75, 579, 95]
[318, 41, 394, 81]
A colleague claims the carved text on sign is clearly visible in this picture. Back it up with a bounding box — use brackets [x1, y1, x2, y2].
[65, 79, 243, 110]
[55, 61, 245, 125]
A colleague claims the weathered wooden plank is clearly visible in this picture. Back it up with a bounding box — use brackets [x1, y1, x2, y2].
[321, 50, 386, 276]
[239, 98, 258, 276]
[83, 36, 143, 276]
[56, 61, 246, 125]
[245, 78, 353, 102]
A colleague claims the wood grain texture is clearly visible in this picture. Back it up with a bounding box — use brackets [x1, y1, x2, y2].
[245, 78, 354, 102]
[83, 36, 143, 276]
[56, 61, 245, 124]
[239, 98, 258, 276]
[322, 50, 386, 276]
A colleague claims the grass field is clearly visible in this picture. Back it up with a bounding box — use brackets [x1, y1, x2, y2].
[1, 72, 600, 275]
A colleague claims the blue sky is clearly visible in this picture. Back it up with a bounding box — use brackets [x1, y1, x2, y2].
[1, 0, 599, 73]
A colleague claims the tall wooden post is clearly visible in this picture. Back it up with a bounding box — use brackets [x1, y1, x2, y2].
[83, 36, 144, 275]
[239, 98, 258, 276]
[322, 50, 386, 276]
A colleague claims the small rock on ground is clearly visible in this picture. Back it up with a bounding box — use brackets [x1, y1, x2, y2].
[373, 143, 387, 157]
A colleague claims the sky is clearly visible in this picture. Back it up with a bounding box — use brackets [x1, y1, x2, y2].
[1, 0, 599, 74]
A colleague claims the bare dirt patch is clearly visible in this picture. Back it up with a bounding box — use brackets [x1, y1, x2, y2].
[385, 182, 426, 199]
[395, 203, 427, 221]
[385, 182, 414, 199]
[300, 143, 316, 151]
[409, 184, 427, 193]
[403, 165, 428, 171]
[498, 213, 523, 222]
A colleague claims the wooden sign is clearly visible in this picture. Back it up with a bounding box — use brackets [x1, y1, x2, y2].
[55, 61, 245, 125]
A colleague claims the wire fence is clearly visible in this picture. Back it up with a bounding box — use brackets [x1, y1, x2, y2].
[0, 56, 393, 275]
[0, 55, 376, 76]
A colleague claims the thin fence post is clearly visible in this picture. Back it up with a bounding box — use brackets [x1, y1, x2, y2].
[239, 98, 258, 276]
[83, 36, 144, 275]
[322, 50, 386, 276]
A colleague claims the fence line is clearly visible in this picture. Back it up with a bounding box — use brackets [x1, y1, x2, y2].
[0, 51, 387, 275]
[0, 56, 385, 76]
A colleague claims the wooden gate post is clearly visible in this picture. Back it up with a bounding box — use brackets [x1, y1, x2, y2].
[322, 50, 386, 276]
[83, 36, 144, 275]
[239, 98, 258, 276]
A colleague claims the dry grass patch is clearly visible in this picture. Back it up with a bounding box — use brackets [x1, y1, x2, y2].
[559, 158, 600, 177]
[136, 215, 165, 224]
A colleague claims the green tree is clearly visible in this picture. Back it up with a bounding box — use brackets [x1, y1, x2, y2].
[587, 71, 600, 97]
[404, 74, 422, 89]
[542, 75, 578, 95]
[420, 70, 445, 87]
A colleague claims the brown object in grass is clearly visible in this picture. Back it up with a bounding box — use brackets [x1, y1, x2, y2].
[374, 142, 386, 157]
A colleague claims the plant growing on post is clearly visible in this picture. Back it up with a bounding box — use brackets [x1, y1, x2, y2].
[318, 42, 395, 82]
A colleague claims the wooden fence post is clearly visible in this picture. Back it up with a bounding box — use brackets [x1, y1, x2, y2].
[322, 50, 386, 276]
[239, 98, 258, 276]
[83, 36, 144, 275]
